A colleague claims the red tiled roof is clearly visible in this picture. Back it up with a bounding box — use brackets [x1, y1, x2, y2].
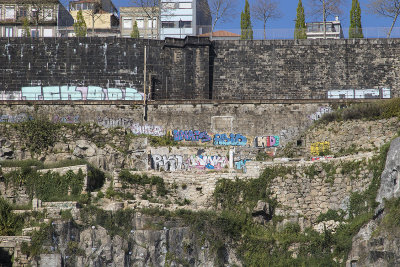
[198, 30, 240, 37]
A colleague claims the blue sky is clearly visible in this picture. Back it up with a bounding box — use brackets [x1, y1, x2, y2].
[111, 0, 395, 36]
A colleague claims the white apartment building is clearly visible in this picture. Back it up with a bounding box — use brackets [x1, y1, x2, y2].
[160, 0, 211, 39]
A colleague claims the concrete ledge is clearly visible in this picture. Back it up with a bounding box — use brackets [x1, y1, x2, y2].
[0, 98, 387, 106]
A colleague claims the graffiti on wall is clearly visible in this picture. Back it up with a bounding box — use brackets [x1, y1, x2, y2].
[309, 107, 332, 121]
[254, 136, 280, 148]
[97, 117, 165, 136]
[150, 154, 228, 171]
[310, 141, 330, 156]
[214, 133, 247, 146]
[234, 159, 250, 172]
[173, 130, 212, 143]
[189, 155, 227, 170]
[0, 86, 144, 101]
[327, 88, 390, 99]
[151, 155, 186, 172]
[131, 124, 165, 136]
[0, 113, 32, 123]
[52, 115, 80, 124]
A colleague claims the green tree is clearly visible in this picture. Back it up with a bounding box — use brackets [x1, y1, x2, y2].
[22, 17, 31, 37]
[73, 10, 87, 37]
[349, 0, 363, 38]
[131, 21, 140, 38]
[294, 0, 307, 39]
[241, 0, 253, 40]
[0, 197, 23, 236]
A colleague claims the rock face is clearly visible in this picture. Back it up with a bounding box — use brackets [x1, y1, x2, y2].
[347, 137, 400, 266]
[376, 137, 400, 206]
[29, 215, 240, 267]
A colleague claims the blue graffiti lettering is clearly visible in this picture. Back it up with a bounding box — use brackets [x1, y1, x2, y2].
[235, 159, 250, 173]
[213, 133, 247, 146]
[173, 130, 212, 143]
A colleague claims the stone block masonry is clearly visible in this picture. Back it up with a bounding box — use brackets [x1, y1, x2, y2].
[0, 37, 398, 100]
[0, 101, 333, 147]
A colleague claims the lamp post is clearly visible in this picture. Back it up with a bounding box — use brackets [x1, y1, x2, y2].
[179, 19, 182, 38]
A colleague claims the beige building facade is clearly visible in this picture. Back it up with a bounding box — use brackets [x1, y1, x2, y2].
[69, 0, 119, 36]
[120, 7, 159, 38]
[0, 0, 73, 37]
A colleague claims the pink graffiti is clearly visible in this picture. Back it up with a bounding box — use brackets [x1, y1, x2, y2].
[189, 155, 227, 170]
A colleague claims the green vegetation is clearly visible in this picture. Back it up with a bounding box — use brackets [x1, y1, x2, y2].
[349, 0, 363, 38]
[0, 197, 24, 236]
[118, 170, 168, 196]
[21, 223, 55, 257]
[320, 98, 400, 123]
[240, 0, 253, 40]
[80, 205, 136, 237]
[73, 10, 87, 37]
[1, 160, 104, 202]
[131, 21, 140, 38]
[12, 118, 60, 155]
[255, 151, 272, 161]
[22, 17, 31, 37]
[294, 0, 307, 39]
[148, 132, 178, 147]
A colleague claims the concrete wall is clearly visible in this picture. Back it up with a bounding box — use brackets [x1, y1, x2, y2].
[0, 101, 333, 147]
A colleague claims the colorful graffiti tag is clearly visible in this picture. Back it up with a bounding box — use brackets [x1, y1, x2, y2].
[189, 155, 227, 170]
[254, 136, 280, 148]
[150, 154, 228, 171]
[310, 141, 330, 156]
[213, 133, 247, 146]
[173, 130, 212, 143]
[0, 86, 144, 101]
[234, 159, 250, 172]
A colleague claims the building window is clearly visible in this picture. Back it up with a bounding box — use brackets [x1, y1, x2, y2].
[43, 28, 52, 37]
[31, 8, 38, 19]
[17, 7, 27, 20]
[0, 7, 2, 20]
[5, 27, 13, 37]
[181, 21, 191, 28]
[148, 19, 156, 28]
[162, 21, 175, 28]
[179, 3, 192, 9]
[123, 18, 132, 29]
[44, 8, 53, 21]
[31, 29, 39, 37]
[136, 19, 144, 28]
[163, 2, 177, 9]
[5, 6, 15, 20]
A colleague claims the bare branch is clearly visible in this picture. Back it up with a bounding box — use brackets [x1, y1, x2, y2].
[367, 0, 400, 37]
[202, 0, 237, 33]
[252, 0, 281, 39]
[307, 0, 346, 20]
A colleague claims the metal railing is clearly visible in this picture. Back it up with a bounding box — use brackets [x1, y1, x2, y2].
[195, 26, 400, 40]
